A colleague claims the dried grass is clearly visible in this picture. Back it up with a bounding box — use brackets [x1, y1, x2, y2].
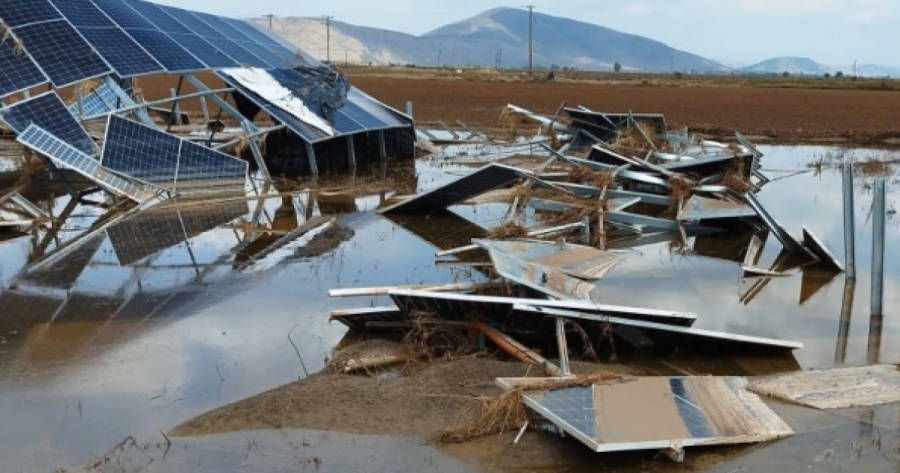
[486, 222, 529, 240]
[433, 371, 626, 444]
[721, 158, 751, 193]
[403, 311, 474, 363]
[13, 152, 45, 187]
[609, 121, 661, 154]
[565, 166, 615, 190]
[668, 175, 695, 201]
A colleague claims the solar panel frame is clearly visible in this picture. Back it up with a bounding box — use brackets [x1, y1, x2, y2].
[13, 19, 112, 88]
[0, 37, 49, 99]
[0, 0, 64, 29]
[0, 92, 98, 155]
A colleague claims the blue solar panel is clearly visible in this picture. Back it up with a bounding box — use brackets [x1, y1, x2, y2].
[0, 38, 49, 99]
[68, 81, 121, 118]
[15, 20, 112, 88]
[17, 124, 155, 202]
[102, 115, 247, 194]
[88, 0, 156, 29]
[204, 37, 269, 68]
[235, 40, 290, 69]
[167, 33, 237, 69]
[348, 88, 409, 127]
[48, 0, 116, 28]
[101, 115, 181, 186]
[0, 92, 97, 155]
[124, 0, 192, 34]
[157, 6, 225, 39]
[338, 100, 388, 129]
[221, 18, 282, 49]
[125, 28, 204, 72]
[78, 27, 164, 77]
[330, 109, 369, 134]
[0, 0, 63, 28]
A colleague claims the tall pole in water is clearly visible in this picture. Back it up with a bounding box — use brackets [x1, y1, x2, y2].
[527, 5, 535, 77]
[872, 179, 886, 318]
[843, 163, 857, 281]
[323, 16, 334, 63]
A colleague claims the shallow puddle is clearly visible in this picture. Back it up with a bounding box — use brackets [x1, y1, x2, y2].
[0, 145, 897, 472]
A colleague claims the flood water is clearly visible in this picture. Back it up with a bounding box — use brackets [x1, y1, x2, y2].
[0, 145, 898, 472]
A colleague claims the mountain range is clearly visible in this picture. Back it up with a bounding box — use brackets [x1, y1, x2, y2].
[253, 9, 899, 76]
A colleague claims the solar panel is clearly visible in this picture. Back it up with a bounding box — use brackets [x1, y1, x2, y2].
[14, 20, 112, 88]
[77, 27, 165, 77]
[176, 140, 248, 194]
[68, 81, 121, 118]
[156, 6, 226, 39]
[124, 0, 193, 34]
[165, 33, 238, 69]
[204, 37, 269, 68]
[0, 0, 63, 29]
[48, 0, 117, 28]
[87, 0, 156, 29]
[0, 37, 49, 99]
[348, 88, 410, 127]
[102, 115, 248, 194]
[124, 28, 205, 72]
[235, 40, 291, 69]
[17, 124, 157, 202]
[0, 92, 97, 155]
[101, 114, 181, 185]
[222, 18, 283, 49]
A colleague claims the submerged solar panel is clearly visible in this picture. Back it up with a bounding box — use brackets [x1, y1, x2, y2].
[0, 0, 64, 29]
[102, 115, 247, 194]
[0, 38, 48, 99]
[0, 92, 97, 155]
[15, 20, 112, 88]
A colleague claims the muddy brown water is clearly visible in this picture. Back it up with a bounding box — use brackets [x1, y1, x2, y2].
[0, 146, 898, 472]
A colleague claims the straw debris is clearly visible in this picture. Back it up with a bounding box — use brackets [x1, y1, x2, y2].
[668, 175, 695, 201]
[565, 165, 615, 190]
[403, 311, 474, 363]
[722, 158, 751, 193]
[487, 222, 530, 239]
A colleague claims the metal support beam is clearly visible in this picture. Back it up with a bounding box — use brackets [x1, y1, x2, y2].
[103, 76, 154, 127]
[843, 163, 856, 281]
[182, 74, 257, 132]
[305, 141, 320, 178]
[555, 317, 571, 376]
[378, 130, 387, 159]
[199, 96, 210, 122]
[872, 179, 886, 318]
[240, 119, 271, 183]
[166, 78, 184, 132]
[346, 135, 357, 173]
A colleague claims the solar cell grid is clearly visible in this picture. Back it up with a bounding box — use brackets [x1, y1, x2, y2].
[158, 6, 225, 39]
[0, 0, 63, 28]
[48, 0, 116, 28]
[166, 33, 237, 69]
[78, 27, 164, 77]
[125, 28, 205, 72]
[0, 92, 97, 155]
[101, 115, 181, 186]
[88, 0, 156, 29]
[176, 141, 247, 192]
[204, 37, 269, 68]
[124, 0, 192, 34]
[15, 20, 111, 88]
[0, 38, 48, 98]
[68, 81, 121, 118]
[235, 40, 290, 69]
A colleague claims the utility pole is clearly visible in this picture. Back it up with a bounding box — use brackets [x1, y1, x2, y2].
[495, 47, 503, 70]
[263, 14, 277, 30]
[527, 5, 535, 77]
[323, 15, 334, 63]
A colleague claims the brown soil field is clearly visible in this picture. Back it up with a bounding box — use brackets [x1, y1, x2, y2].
[350, 75, 900, 145]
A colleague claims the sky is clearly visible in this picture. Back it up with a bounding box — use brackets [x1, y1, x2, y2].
[153, 0, 899, 67]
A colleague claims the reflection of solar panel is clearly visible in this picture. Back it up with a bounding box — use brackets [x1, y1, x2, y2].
[101, 115, 248, 194]
[0, 92, 97, 154]
[0, 37, 48, 99]
[13, 20, 112, 87]
[17, 124, 158, 202]
[107, 202, 248, 266]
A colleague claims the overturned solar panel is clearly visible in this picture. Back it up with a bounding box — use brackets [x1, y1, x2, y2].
[0, 92, 98, 155]
[69, 81, 122, 119]
[498, 376, 793, 457]
[473, 239, 625, 281]
[381, 164, 529, 214]
[101, 115, 248, 195]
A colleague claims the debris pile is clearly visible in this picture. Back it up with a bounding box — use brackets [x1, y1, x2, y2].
[323, 103, 853, 462]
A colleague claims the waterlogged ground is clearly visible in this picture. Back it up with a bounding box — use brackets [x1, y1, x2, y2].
[0, 145, 897, 472]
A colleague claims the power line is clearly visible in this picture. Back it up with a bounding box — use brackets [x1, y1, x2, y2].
[263, 14, 277, 30]
[323, 15, 334, 63]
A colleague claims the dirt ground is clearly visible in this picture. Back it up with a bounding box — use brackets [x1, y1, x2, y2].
[349, 75, 900, 146]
